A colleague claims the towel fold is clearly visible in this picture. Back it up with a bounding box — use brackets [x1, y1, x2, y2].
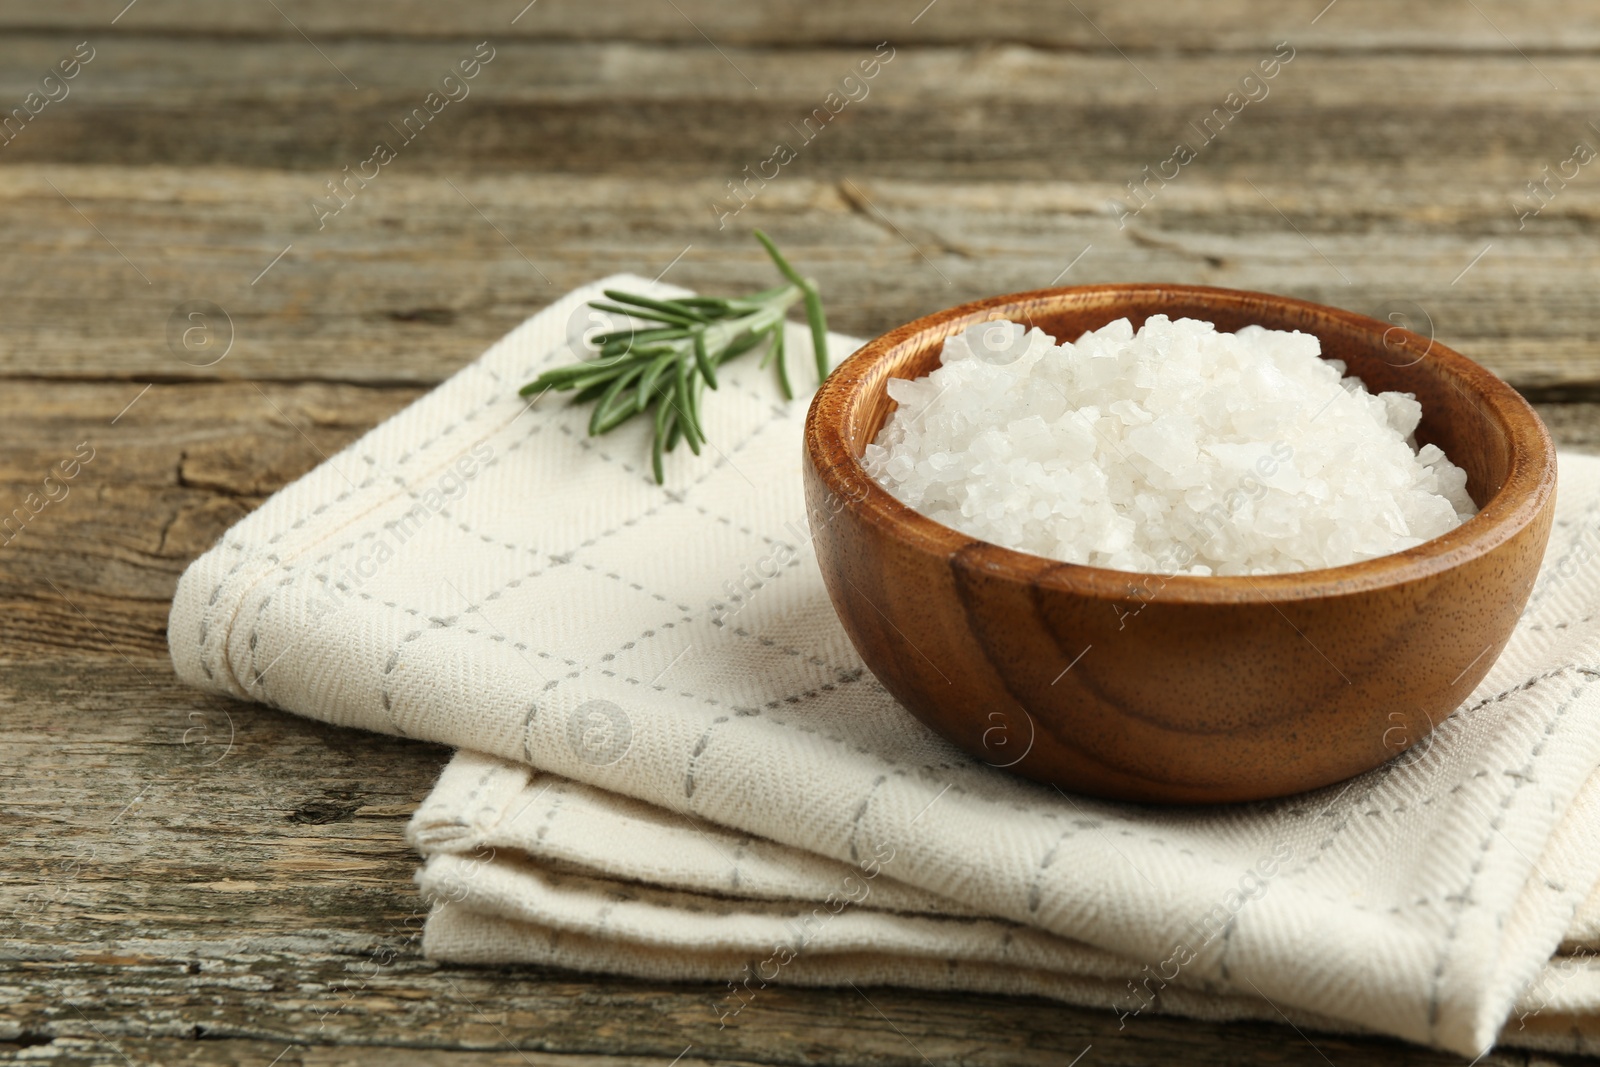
[410, 749, 1600, 1053]
[170, 277, 1600, 1056]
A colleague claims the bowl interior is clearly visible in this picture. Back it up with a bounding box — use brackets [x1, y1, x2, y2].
[845, 286, 1518, 517]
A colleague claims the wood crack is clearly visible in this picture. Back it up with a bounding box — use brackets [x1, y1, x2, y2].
[836, 179, 973, 259]
[1126, 227, 1227, 269]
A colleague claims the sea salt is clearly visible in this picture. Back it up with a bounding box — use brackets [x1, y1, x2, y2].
[862, 315, 1477, 576]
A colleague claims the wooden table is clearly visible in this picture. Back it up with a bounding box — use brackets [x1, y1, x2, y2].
[4, 2, 1599, 1063]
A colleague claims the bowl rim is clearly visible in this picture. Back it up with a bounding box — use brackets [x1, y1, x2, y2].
[803, 282, 1557, 605]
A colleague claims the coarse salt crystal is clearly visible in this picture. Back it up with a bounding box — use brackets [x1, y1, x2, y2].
[863, 315, 1478, 576]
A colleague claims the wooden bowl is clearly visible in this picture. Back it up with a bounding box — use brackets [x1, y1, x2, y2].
[802, 284, 1556, 803]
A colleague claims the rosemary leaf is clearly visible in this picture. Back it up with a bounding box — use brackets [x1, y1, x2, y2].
[802, 288, 830, 382]
[692, 330, 718, 389]
[672, 357, 701, 454]
[773, 323, 793, 401]
[590, 365, 643, 436]
[651, 392, 673, 484]
[587, 301, 701, 328]
[572, 379, 611, 404]
[637, 351, 675, 410]
[603, 290, 714, 324]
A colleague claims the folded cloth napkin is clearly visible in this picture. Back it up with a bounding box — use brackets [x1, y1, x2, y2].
[410, 750, 1600, 1053]
[170, 277, 1600, 1057]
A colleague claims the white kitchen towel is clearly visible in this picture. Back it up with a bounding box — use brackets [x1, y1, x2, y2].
[410, 749, 1600, 1053]
[409, 749, 1600, 1055]
[169, 276, 1600, 1057]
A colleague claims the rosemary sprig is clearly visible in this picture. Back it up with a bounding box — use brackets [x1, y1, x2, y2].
[520, 231, 830, 483]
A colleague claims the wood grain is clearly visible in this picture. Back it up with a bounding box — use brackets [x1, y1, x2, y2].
[0, 0, 1594, 50]
[0, 38, 1595, 178]
[4, 168, 1600, 393]
[6, 1, 1600, 1060]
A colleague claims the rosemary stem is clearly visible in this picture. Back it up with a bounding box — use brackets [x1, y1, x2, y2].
[518, 233, 828, 484]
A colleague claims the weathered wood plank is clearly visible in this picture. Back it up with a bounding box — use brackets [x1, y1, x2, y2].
[4, 35, 1594, 106]
[0, 37, 1593, 176]
[0, 658, 1541, 1067]
[0, 380, 420, 657]
[0, 0, 1594, 51]
[0, 1041, 745, 1067]
[4, 7, 1600, 1062]
[2, 168, 1599, 390]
